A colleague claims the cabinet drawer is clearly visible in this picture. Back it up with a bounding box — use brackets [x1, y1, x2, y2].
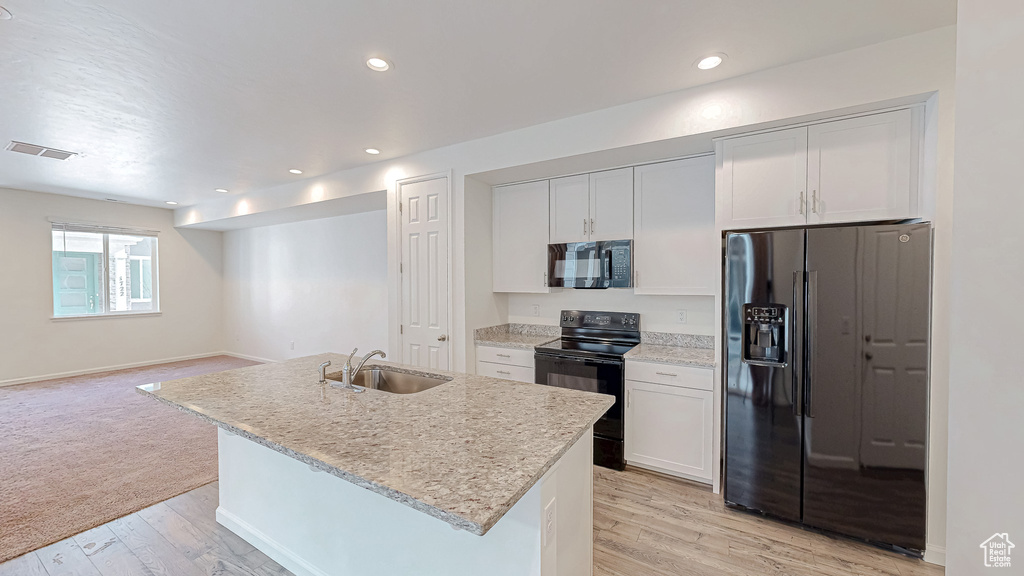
[625, 361, 712, 391]
[476, 361, 535, 384]
[476, 346, 535, 368]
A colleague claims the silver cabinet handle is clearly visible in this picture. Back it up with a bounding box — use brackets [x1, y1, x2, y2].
[497, 370, 510, 375]
[655, 371, 677, 377]
[591, 218, 595, 234]
[496, 353, 510, 358]
[543, 272, 547, 287]
[583, 218, 588, 236]
[812, 190, 819, 214]
[437, 334, 447, 342]
[799, 191, 805, 215]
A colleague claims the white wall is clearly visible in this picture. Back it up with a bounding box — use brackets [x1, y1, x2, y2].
[222, 208, 388, 362]
[946, 2, 1024, 574]
[508, 293, 714, 335]
[0, 188, 225, 384]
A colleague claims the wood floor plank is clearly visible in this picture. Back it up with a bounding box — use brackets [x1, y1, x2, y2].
[107, 514, 206, 576]
[35, 538, 103, 576]
[1, 464, 943, 576]
[0, 552, 49, 576]
[72, 524, 154, 576]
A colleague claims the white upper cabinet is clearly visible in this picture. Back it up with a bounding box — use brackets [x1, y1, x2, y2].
[493, 180, 550, 293]
[633, 156, 716, 295]
[807, 108, 918, 224]
[588, 167, 634, 241]
[549, 174, 591, 243]
[716, 107, 922, 230]
[717, 126, 809, 230]
[549, 168, 633, 243]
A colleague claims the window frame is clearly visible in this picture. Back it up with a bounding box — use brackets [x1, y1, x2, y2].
[50, 221, 161, 320]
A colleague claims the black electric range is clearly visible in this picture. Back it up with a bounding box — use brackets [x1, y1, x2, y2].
[534, 310, 640, 470]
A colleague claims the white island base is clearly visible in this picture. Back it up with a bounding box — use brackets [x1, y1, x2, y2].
[215, 428, 595, 576]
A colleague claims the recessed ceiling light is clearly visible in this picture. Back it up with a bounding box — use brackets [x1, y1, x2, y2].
[696, 54, 725, 70]
[215, 188, 229, 193]
[165, 201, 178, 205]
[366, 57, 391, 72]
[365, 148, 380, 155]
[0, 6, 12, 20]
[289, 169, 303, 174]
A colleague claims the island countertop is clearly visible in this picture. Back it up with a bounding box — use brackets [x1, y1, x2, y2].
[136, 354, 613, 536]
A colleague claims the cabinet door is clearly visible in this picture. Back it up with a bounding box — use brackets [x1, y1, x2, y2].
[476, 361, 535, 383]
[589, 167, 634, 241]
[633, 156, 716, 295]
[625, 380, 713, 481]
[807, 108, 918, 224]
[493, 181, 550, 293]
[549, 174, 591, 243]
[718, 127, 808, 229]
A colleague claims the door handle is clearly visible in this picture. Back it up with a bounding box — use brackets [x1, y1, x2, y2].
[792, 271, 802, 417]
[805, 270, 818, 418]
[437, 335, 447, 342]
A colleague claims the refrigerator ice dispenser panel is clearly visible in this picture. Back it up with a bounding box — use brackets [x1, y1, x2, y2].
[742, 303, 787, 366]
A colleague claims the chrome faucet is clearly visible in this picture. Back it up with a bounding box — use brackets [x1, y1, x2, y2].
[337, 348, 387, 391]
[318, 361, 331, 384]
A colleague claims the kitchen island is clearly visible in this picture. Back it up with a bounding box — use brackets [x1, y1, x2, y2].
[137, 353, 613, 576]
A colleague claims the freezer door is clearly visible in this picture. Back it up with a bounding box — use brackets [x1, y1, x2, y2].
[723, 229, 805, 522]
[802, 223, 930, 551]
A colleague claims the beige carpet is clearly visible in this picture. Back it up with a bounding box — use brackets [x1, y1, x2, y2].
[0, 355, 260, 563]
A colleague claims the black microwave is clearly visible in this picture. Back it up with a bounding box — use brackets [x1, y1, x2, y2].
[547, 240, 632, 289]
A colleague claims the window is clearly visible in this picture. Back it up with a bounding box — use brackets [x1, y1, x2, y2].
[51, 224, 159, 317]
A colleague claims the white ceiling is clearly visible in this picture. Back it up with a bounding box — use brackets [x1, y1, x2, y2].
[0, 0, 955, 207]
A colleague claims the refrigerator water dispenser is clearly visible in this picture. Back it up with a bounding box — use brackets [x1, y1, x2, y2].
[742, 304, 787, 366]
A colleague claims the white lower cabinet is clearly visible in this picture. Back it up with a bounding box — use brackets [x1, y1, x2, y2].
[625, 365, 713, 483]
[475, 345, 535, 384]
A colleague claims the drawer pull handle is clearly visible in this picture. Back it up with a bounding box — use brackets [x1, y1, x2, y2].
[496, 354, 510, 358]
[656, 371, 678, 377]
[497, 370, 511, 375]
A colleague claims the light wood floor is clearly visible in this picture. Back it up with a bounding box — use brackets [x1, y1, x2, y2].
[1, 467, 943, 576]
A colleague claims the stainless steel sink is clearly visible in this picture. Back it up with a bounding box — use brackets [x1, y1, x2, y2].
[331, 368, 450, 394]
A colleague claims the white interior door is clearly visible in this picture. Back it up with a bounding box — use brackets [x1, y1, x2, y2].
[859, 226, 930, 469]
[400, 176, 450, 370]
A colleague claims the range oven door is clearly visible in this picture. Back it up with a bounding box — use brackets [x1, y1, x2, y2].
[534, 353, 624, 442]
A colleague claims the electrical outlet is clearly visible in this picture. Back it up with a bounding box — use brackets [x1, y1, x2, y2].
[543, 497, 557, 547]
[532, 305, 540, 317]
[677, 309, 688, 324]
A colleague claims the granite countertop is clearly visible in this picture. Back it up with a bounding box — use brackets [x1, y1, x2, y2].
[624, 343, 716, 368]
[136, 354, 613, 536]
[474, 323, 559, 350]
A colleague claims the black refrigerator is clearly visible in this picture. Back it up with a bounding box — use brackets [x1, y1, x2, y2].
[723, 222, 931, 554]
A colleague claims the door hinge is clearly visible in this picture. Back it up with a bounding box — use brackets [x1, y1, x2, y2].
[399, 202, 403, 213]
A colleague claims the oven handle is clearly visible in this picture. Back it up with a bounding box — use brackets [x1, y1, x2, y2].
[534, 352, 624, 367]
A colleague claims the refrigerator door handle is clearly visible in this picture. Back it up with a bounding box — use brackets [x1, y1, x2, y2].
[792, 271, 802, 417]
[805, 270, 818, 418]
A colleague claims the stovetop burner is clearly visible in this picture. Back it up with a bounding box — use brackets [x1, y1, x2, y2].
[534, 310, 641, 360]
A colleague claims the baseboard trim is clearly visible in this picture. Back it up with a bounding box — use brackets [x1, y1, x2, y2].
[216, 506, 328, 576]
[924, 544, 946, 566]
[0, 351, 246, 388]
[222, 351, 278, 364]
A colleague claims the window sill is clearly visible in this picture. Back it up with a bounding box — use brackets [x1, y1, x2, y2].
[51, 311, 163, 322]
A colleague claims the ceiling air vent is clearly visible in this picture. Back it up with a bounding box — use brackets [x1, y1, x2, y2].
[6, 140, 78, 160]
